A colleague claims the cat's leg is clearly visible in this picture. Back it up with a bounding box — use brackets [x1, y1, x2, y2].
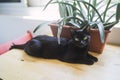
[58, 50, 94, 65]
[24, 39, 43, 57]
[58, 57, 94, 65]
[87, 53, 98, 62]
[77, 57, 94, 65]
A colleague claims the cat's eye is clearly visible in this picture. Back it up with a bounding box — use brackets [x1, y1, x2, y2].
[75, 37, 79, 41]
[84, 36, 87, 40]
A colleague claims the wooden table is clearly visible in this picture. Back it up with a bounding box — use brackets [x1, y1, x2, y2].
[0, 44, 120, 80]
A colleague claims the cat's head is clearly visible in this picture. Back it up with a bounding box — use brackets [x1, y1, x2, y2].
[70, 28, 90, 48]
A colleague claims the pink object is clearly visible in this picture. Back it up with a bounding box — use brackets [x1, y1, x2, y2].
[0, 31, 33, 55]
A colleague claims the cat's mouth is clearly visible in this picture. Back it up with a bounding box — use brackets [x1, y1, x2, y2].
[74, 43, 87, 48]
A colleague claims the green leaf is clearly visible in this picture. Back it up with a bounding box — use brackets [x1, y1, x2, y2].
[97, 0, 104, 6]
[33, 21, 50, 33]
[59, 3, 66, 17]
[91, 0, 97, 21]
[57, 20, 64, 44]
[116, 3, 120, 22]
[77, 1, 87, 20]
[104, 21, 118, 30]
[97, 4, 116, 22]
[103, 0, 111, 22]
[106, 13, 116, 23]
[43, 0, 53, 10]
[79, 0, 103, 22]
[96, 22, 105, 43]
[66, 4, 74, 17]
[68, 21, 81, 28]
[53, 1, 86, 20]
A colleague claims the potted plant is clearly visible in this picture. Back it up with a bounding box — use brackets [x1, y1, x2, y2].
[34, 0, 120, 53]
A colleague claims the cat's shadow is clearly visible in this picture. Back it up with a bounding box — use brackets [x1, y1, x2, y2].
[21, 50, 99, 72]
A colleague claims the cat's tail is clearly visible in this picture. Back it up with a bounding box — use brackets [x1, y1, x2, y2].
[9, 43, 25, 50]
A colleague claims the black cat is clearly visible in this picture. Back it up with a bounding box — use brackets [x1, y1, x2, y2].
[10, 29, 98, 65]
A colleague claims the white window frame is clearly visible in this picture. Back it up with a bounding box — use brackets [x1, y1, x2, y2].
[0, 0, 27, 8]
[27, 0, 49, 7]
[0, 0, 28, 16]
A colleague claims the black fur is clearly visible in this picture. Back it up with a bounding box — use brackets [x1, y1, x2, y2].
[10, 29, 98, 65]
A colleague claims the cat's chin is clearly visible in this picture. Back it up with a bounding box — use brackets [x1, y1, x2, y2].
[74, 43, 87, 48]
[75, 44, 86, 48]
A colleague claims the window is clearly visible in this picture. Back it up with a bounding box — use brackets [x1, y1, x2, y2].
[0, 0, 27, 15]
[0, 0, 21, 2]
[0, 0, 27, 7]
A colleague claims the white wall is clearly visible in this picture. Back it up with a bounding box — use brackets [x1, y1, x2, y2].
[107, 27, 120, 45]
[0, 15, 45, 44]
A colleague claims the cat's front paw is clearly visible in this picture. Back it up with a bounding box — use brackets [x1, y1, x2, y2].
[92, 57, 98, 62]
[86, 59, 94, 65]
[79, 58, 94, 65]
[87, 54, 98, 62]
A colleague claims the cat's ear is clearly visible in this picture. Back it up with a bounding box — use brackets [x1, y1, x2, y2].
[83, 26, 90, 33]
[70, 29, 76, 36]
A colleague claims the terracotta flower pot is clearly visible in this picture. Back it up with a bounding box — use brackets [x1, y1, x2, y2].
[89, 29, 110, 53]
[49, 24, 110, 53]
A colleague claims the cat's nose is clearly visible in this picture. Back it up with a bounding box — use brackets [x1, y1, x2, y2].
[81, 41, 85, 44]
